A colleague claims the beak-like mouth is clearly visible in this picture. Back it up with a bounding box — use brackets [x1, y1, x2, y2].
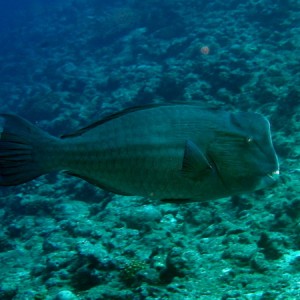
[256, 170, 280, 191]
[267, 170, 280, 182]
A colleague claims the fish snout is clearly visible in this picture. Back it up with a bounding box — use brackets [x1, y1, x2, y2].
[256, 169, 280, 191]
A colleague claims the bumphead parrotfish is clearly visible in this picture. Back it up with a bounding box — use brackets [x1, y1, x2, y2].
[0, 104, 279, 202]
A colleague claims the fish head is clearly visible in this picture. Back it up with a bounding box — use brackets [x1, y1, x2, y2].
[209, 112, 279, 193]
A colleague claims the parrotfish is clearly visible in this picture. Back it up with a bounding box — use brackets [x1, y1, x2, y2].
[0, 104, 279, 202]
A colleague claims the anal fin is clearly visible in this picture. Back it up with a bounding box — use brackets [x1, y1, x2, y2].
[64, 171, 133, 196]
[160, 198, 192, 204]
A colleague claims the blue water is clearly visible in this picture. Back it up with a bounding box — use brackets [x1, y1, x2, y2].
[0, 0, 299, 299]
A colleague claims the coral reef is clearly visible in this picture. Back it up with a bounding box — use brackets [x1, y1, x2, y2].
[0, 0, 299, 298]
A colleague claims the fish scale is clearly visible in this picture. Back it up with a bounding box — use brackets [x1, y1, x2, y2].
[0, 104, 279, 202]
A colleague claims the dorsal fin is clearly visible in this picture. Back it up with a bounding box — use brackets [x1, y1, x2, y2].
[61, 105, 158, 138]
[61, 102, 222, 139]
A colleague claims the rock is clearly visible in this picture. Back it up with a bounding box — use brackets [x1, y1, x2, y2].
[54, 290, 78, 300]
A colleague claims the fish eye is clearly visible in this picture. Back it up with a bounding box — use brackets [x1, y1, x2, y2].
[245, 137, 253, 144]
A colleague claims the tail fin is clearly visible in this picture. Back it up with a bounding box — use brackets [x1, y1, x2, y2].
[0, 114, 50, 186]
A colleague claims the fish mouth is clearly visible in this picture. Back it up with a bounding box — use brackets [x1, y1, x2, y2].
[256, 170, 280, 190]
[267, 170, 280, 181]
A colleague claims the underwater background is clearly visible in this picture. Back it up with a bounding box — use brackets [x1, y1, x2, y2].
[0, 0, 299, 299]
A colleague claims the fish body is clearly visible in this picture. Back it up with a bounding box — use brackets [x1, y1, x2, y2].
[0, 104, 279, 202]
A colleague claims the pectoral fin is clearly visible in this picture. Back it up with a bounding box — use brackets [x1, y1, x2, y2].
[181, 140, 213, 181]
